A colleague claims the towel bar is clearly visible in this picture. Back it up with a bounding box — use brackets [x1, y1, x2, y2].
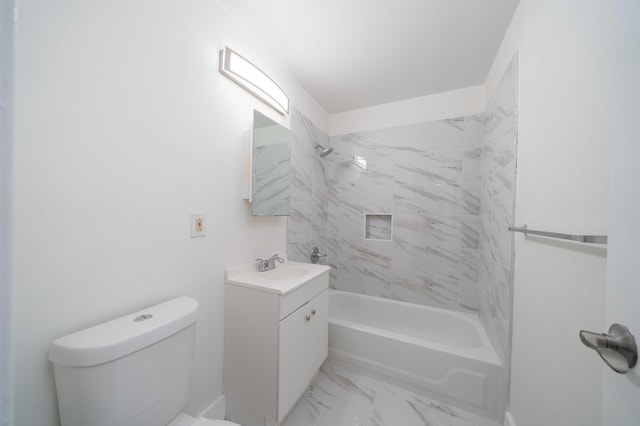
[508, 225, 607, 244]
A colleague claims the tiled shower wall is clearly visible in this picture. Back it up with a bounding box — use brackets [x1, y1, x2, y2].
[288, 55, 518, 369]
[477, 55, 518, 369]
[287, 110, 330, 263]
[325, 118, 479, 311]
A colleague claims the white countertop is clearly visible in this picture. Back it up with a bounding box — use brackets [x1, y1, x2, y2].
[224, 260, 330, 295]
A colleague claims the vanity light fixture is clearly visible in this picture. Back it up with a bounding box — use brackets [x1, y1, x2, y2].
[219, 46, 290, 115]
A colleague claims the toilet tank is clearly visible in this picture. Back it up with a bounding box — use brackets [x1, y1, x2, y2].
[48, 296, 199, 426]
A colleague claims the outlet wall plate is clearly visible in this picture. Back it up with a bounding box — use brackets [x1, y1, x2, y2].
[191, 212, 206, 238]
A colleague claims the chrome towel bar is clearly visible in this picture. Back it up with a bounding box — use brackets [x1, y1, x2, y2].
[508, 224, 608, 244]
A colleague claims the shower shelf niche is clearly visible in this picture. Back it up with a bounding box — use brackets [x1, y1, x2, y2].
[364, 213, 393, 241]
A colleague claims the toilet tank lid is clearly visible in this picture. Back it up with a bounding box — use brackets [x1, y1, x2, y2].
[48, 296, 198, 367]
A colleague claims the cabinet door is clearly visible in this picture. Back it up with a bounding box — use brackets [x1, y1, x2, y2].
[277, 290, 328, 421]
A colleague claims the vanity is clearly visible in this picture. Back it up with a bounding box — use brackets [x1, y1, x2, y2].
[224, 260, 330, 426]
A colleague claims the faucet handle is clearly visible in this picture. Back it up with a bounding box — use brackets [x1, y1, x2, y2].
[267, 254, 285, 263]
[255, 258, 268, 272]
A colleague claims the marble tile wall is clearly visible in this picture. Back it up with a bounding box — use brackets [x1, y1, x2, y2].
[325, 119, 474, 311]
[287, 109, 330, 263]
[477, 55, 518, 371]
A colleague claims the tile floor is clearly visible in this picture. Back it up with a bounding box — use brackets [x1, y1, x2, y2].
[282, 361, 500, 426]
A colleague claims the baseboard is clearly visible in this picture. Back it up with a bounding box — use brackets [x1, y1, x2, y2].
[504, 411, 516, 426]
[200, 394, 226, 420]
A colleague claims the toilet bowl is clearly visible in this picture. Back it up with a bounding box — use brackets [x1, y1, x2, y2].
[48, 296, 243, 426]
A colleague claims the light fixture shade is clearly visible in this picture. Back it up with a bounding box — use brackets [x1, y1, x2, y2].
[219, 47, 290, 115]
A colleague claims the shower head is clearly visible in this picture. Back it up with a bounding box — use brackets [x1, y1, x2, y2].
[314, 144, 333, 157]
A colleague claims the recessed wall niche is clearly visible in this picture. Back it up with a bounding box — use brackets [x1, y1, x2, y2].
[364, 214, 393, 241]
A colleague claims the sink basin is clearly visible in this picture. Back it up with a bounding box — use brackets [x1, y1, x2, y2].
[262, 266, 309, 280]
[225, 260, 330, 295]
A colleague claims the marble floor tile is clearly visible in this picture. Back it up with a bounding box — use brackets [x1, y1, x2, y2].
[283, 388, 327, 426]
[283, 361, 500, 426]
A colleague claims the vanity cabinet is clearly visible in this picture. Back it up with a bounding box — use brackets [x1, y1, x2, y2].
[224, 263, 329, 426]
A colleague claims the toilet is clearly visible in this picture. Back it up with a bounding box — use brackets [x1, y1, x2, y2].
[48, 296, 240, 426]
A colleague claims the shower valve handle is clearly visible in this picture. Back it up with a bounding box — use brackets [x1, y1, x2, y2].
[310, 247, 326, 264]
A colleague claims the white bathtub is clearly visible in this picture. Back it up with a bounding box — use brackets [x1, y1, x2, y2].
[328, 290, 504, 421]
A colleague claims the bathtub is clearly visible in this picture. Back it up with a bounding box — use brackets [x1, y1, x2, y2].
[328, 290, 504, 421]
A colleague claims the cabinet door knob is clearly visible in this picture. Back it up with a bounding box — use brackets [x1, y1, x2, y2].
[311, 309, 317, 315]
[305, 315, 311, 321]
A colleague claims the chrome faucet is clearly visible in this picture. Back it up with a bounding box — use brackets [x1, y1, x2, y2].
[310, 246, 326, 264]
[256, 254, 285, 272]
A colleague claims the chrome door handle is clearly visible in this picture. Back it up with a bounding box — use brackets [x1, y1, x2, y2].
[580, 323, 637, 374]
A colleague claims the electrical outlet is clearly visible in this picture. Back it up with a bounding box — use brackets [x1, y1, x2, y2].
[190, 213, 206, 238]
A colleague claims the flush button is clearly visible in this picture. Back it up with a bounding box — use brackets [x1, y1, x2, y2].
[134, 314, 153, 322]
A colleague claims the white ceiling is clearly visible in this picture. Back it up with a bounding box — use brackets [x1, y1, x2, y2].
[219, 0, 519, 114]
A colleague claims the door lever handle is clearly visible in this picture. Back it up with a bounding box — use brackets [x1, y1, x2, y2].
[580, 323, 637, 374]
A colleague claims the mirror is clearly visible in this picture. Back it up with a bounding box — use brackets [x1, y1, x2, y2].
[251, 110, 291, 216]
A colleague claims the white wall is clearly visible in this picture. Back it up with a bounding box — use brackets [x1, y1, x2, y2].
[484, 6, 520, 104]
[328, 85, 484, 136]
[486, 2, 612, 425]
[12, 1, 326, 425]
[0, 1, 14, 425]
